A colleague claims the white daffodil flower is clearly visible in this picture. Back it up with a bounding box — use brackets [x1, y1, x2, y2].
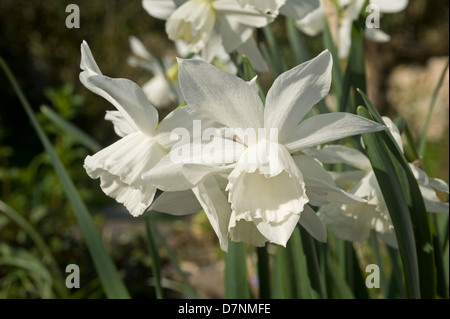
[80, 41, 204, 217]
[237, 0, 321, 22]
[295, 0, 409, 58]
[142, 0, 273, 71]
[128, 36, 237, 110]
[128, 36, 181, 109]
[304, 117, 449, 247]
[143, 50, 387, 248]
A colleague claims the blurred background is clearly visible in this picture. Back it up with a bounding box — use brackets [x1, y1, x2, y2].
[0, 0, 448, 298]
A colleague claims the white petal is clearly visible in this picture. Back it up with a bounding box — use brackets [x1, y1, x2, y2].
[338, 18, 352, 59]
[255, 212, 301, 246]
[80, 42, 159, 136]
[193, 176, 233, 251]
[298, 205, 327, 242]
[237, 0, 286, 17]
[104, 111, 136, 138]
[319, 202, 373, 242]
[419, 186, 449, 213]
[292, 154, 335, 184]
[142, 0, 177, 20]
[141, 74, 175, 109]
[293, 155, 365, 205]
[155, 106, 223, 150]
[201, 27, 223, 62]
[236, 36, 268, 73]
[330, 170, 367, 189]
[218, 15, 254, 52]
[264, 50, 332, 143]
[304, 177, 365, 206]
[83, 75, 159, 137]
[370, 0, 408, 13]
[428, 178, 449, 194]
[283, 113, 386, 153]
[377, 231, 398, 248]
[84, 133, 167, 216]
[295, 4, 325, 36]
[143, 138, 244, 191]
[279, 0, 321, 20]
[149, 190, 202, 215]
[302, 145, 371, 171]
[214, 0, 274, 27]
[128, 36, 153, 61]
[229, 216, 269, 247]
[365, 28, 391, 43]
[166, 0, 216, 53]
[177, 58, 264, 130]
[80, 41, 102, 75]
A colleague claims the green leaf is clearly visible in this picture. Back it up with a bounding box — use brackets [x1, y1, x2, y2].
[418, 58, 449, 156]
[225, 240, 250, 298]
[348, 22, 366, 110]
[325, 252, 355, 299]
[357, 105, 427, 299]
[40, 105, 101, 152]
[358, 92, 438, 298]
[145, 214, 164, 299]
[300, 230, 326, 298]
[1, 57, 130, 299]
[286, 18, 310, 65]
[287, 227, 314, 298]
[241, 55, 266, 104]
[322, 18, 343, 107]
[152, 220, 198, 298]
[262, 25, 284, 76]
[256, 246, 271, 298]
[0, 200, 68, 298]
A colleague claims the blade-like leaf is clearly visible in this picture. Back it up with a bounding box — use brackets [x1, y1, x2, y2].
[1, 57, 130, 299]
[357, 105, 422, 298]
[358, 92, 437, 298]
[225, 240, 250, 298]
[0, 200, 68, 298]
[40, 105, 101, 152]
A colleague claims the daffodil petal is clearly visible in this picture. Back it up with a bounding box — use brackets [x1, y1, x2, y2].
[193, 176, 233, 251]
[420, 186, 449, 213]
[302, 145, 371, 171]
[298, 205, 327, 242]
[279, 0, 320, 20]
[149, 190, 202, 216]
[104, 111, 136, 138]
[255, 212, 301, 246]
[236, 36, 268, 73]
[143, 139, 245, 191]
[80, 42, 159, 136]
[177, 58, 264, 130]
[365, 28, 391, 43]
[214, 0, 274, 27]
[295, 3, 325, 36]
[84, 132, 166, 216]
[283, 113, 386, 153]
[142, 0, 177, 20]
[264, 50, 332, 142]
[370, 0, 408, 13]
[229, 216, 269, 247]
